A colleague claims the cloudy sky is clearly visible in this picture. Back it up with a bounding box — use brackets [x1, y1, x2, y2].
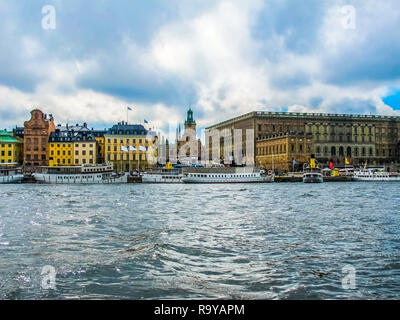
[1, 0, 400, 137]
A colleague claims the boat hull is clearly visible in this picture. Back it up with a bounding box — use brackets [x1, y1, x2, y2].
[141, 174, 183, 183]
[182, 176, 274, 184]
[302, 176, 323, 183]
[0, 174, 24, 184]
[352, 177, 400, 182]
[33, 173, 127, 184]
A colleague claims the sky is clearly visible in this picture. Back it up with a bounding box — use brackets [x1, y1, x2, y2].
[1, 0, 400, 138]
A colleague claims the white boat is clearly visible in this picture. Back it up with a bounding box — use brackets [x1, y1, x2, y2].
[141, 168, 183, 183]
[0, 164, 24, 184]
[352, 169, 400, 182]
[33, 163, 127, 184]
[181, 166, 274, 184]
[303, 163, 323, 183]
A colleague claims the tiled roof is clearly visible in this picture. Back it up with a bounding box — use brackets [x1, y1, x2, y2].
[0, 130, 21, 143]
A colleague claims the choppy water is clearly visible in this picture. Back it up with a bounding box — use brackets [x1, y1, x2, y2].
[0, 182, 399, 300]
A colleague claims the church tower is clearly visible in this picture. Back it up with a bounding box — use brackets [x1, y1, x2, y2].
[184, 108, 196, 131]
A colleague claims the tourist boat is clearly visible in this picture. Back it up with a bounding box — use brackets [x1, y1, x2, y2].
[33, 163, 127, 184]
[181, 166, 274, 183]
[352, 169, 400, 182]
[0, 163, 24, 184]
[303, 163, 323, 183]
[141, 168, 183, 183]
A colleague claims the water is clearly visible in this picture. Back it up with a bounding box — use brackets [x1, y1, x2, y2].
[0, 182, 399, 299]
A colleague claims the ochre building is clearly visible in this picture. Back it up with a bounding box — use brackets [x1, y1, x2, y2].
[23, 109, 55, 169]
[206, 111, 400, 170]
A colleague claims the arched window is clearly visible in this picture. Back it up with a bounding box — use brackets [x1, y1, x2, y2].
[346, 147, 352, 157]
[331, 146, 336, 156]
[339, 146, 344, 156]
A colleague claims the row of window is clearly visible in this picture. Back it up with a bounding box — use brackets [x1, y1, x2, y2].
[188, 173, 257, 178]
[106, 154, 145, 161]
[51, 158, 94, 165]
[50, 150, 93, 156]
[26, 154, 46, 161]
[0, 144, 13, 148]
[57, 175, 102, 179]
[257, 144, 310, 155]
[107, 138, 148, 144]
[257, 124, 398, 135]
[50, 143, 94, 148]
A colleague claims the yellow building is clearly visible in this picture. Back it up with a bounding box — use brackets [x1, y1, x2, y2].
[49, 126, 100, 167]
[0, 130, 23, 164]
[49, 129, 74, 167]
[104, 122, 156, 172]
[73, 130, 97, 165]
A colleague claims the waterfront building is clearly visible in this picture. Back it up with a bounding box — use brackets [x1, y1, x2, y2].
[104, 122, 156, 172]
[206, 111, 400, 169]
[72, 126, 97, 165]
[0, 130, 23, 164]
[23, 109, 55, 169]
[256, 132, 314, 171]
[49, 127, 74, 167]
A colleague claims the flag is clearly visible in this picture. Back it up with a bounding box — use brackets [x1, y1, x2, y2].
[144, 119, 148, 124]
[329, 161, 334, 169]
[345, 157, 350, 165]
[127, 106, 133, 111]
[293, 159, 297, 165]
[139, 145, 146, 152]
[121, 146, 128, 152]
[128, 145, 137, 151]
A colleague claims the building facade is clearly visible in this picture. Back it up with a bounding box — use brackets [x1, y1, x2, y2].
[256, 132, 314, 171]
[206, 111, 400, 169]
[176, 108, 203, 163]
[49, 128, 74, 167]
[23, 109, 55, 169]
[104, 122, 156, 172]
[73, 129, 97, 165]
[0, 130, 23, 164]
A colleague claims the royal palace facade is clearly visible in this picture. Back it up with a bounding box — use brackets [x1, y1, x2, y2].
[206, 111, 400, 171]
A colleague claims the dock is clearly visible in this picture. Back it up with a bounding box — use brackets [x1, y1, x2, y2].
[274, 175, 353, 183]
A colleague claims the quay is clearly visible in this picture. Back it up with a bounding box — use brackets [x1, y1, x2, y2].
[274, 175, 353, 183]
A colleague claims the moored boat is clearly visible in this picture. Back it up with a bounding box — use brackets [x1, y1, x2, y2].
[303, 161, 323, 183]
[352, 169, 400, 182]
[33, 163, 127, 184]
[181, 166, 274, 183]
[141, 168, 183, 183]
[0, 163, 24, 184]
